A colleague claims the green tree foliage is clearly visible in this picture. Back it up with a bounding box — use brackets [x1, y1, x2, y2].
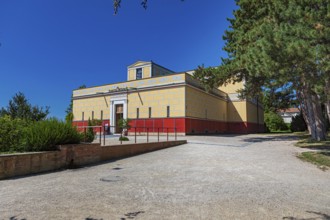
[65, 85, 86, 123]
[0, 117, 82, 153]
[262, 85, 296, 113]
[264, 112, 288, 132]
[85, 118, 95, 143]
[117, 118, 131, 130]
[291, 114, 307, 132]
[24, 118, 82, 151]
[194, 0, 329, 140]
[0, 116, 29, 152]
[0, 92, 49, 121]
[112, 0, 184, 14]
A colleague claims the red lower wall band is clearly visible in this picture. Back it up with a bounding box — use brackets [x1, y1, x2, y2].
[72, 118, 264, 134]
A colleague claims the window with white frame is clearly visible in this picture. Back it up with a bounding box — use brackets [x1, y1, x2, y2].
[136, 68, 143, 79]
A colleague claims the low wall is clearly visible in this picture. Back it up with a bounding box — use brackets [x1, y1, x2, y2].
[0, 140, 187, 180]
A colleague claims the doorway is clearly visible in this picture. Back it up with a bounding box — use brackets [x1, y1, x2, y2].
[115, 104, 123, 133]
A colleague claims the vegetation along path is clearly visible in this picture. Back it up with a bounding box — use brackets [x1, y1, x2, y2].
[0, 134, 330, 219]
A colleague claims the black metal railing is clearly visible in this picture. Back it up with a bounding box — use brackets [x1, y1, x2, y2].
[77, 125, 178, 146]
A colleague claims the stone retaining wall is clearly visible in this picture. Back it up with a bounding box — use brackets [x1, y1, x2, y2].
[0, 140, 187, 180]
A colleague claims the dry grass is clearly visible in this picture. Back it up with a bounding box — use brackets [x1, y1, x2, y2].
[295, 132, 330, 150]
[296, 132, 330, 170]
[298, 152, 330, 171]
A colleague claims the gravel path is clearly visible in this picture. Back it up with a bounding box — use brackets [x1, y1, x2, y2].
[1, 134, 330, 220]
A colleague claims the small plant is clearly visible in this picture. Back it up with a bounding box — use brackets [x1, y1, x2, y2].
[91, 119, 102, 126]
[85, 118, 95, 143]
[117, 118, 131, 136]
[119, 136, 129, 141]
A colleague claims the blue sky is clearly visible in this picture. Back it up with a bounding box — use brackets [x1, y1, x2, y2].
[0, 0, 237, 119]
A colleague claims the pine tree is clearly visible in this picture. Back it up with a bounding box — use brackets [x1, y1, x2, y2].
[195, 0, 329, 140]
[0, 92, 49, 121]
[65, 85, 86, 123]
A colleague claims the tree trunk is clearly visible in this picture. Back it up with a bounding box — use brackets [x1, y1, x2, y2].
[302, 84, 327, 141]
[305, 89, 316, 138]
[311, 92, 327, 140]
[297, 90, 311, 134]
[325, 79, 330, 125]
[326, 102, 330, 125]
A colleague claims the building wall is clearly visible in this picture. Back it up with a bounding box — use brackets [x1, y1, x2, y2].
[72, 73, 186, 98]
[128, 64, 152, 81]
[127, 87, 185, 119]
[73, 96, 110, 121]
[227, 100, 264, 133]
[152, 64, 173, 77]
[227, 101, 247, 122]
[185, 86, 227, 121]
[218, 81, 244, 94]
[246, 101, 264, 124]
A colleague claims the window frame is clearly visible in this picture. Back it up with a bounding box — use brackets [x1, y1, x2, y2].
[136, 68, 143, 80]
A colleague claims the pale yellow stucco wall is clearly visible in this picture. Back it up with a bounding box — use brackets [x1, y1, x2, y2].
[227, 100, 264, 124]
[152, 65, 173, 77]
[128, 63, 152, 81]
[227, 101, 248, 122]
[246, 101, 264, 124]
[73, 96, 110, 121]
[218, 81, 244, 94]
[185, 86, 227, 121]
[127, 87, 185, 118]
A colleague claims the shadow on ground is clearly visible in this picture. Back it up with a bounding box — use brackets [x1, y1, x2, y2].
[8, 217, 27, 220]
[298, 145, 330, 151]
[283, 211, 330, 220]
[242, 135, 299, 143]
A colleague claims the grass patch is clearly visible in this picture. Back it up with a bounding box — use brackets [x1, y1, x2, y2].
[295, 132, 330, 150]
[298, 151, 330, 171]
[269, 130, 292, 134]
[0, 151, 20, 155]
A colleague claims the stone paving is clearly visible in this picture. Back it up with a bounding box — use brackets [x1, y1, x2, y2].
[1, 134, 330, 220]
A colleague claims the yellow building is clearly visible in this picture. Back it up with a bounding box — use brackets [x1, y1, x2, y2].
[72, 61, 264, 134]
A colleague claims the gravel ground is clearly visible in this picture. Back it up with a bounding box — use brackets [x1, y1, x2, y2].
[1, 134, 330, 220]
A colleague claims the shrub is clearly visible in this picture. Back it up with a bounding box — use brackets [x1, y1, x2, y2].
[264, 112, 288, 132]
[91, 119, 102, 126]
[117, 118, 131, 129]
[291, 114, 307, 132]
[0, 116, 29, 152]
[24, 118, 81, 151]
[119, 136, 129, 141]
[84, 118, 95, 143]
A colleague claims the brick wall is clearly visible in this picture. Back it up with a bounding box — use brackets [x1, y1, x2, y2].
[0, 141, 187, 180]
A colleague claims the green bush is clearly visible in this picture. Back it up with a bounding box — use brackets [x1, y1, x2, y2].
[84, 118, 95, 143]
[264, 112, 288, 132]
[0, 116, 29, 152]
[119, 136, 129, 141]
[24, 118, 81, 151]
[117, 118, 131, 130]
[291, 114, 307, 132]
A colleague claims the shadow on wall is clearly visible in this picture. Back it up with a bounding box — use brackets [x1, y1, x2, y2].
[282, 210, 330, 220]
[227, 100, 264, 133]
[227, 101, 244, 124]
